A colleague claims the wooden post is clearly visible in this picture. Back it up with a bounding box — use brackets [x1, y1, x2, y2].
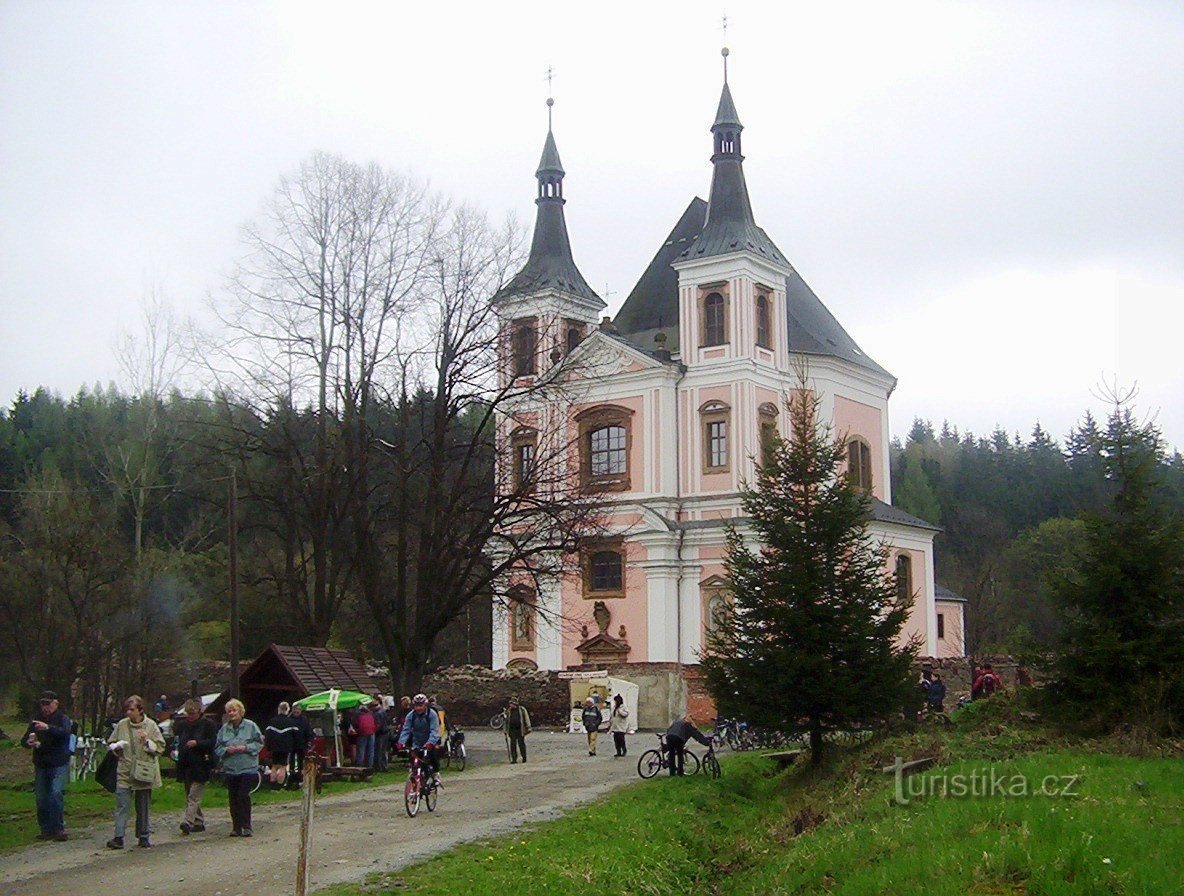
[296, 760, 318, 896]
[228, 466, 240, 698]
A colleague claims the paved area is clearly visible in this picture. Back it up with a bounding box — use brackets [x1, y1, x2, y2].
[0, 730, 644, 895]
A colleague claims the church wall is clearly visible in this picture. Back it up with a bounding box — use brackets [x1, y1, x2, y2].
[935, 600, 966, 658]
[833, 394, 887, 502]
[560, 538, 650, 668]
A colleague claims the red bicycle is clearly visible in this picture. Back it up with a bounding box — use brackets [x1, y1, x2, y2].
[403, 748, 438, 817]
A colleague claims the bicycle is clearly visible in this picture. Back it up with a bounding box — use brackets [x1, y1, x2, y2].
[637, 734, 700, 778]
[489, 710, 506, 730]
[440, 726, 466, 772]
[699, 744, 721, 779]
[403, 748, 438, 817]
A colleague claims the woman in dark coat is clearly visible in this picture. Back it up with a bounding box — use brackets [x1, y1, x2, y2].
[174, 698, 217, 834]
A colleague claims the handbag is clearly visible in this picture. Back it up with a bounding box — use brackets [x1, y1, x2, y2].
[131, 756, 157, 785]
[95, 750, 118, 793]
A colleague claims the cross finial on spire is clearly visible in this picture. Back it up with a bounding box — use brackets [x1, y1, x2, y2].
[721, 13, 730, 82]
[544, 65, 556, 130]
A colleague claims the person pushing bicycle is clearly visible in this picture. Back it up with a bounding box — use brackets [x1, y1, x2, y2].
[397, 694, 442, 787]
[664, 715, 712, 776]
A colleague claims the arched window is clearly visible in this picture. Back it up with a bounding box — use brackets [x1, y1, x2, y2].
[565, 321, 584, 355]
[509, 587, 536, 650]
[701, 401, 730, 472]
[847, 438, 873, 492]
[577, 405, 633, 491]
[702, 292, 726, 346]
[756, 295, 772, 348]
[895, 553, 913, 604]
[583, 540, 625, 598]
[511, 317, 537, 377]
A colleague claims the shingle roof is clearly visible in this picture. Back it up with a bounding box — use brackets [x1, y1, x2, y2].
[240, 644, 379, 696]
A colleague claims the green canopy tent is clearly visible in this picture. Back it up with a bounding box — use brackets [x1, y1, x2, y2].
[295, 689, 372, 766]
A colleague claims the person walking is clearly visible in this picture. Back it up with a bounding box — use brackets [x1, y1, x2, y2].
[21, 690, 72, 842]
[581, 698, 603, 757]
[663, 715, 712, 776]
[504, 696, 532, 764]
[372, 698, 390, 772]
[105, 695, 165, 849]
[264, 702, 297, 786]
[353, 701, 377, 768]
[289, 703, 315, 784]
[609, 694, 630, 757]
[215, 698, 263, 837]
[174, 698, 216, 834]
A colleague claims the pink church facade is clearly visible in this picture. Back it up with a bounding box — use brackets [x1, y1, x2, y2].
[491, 71, 961, 690]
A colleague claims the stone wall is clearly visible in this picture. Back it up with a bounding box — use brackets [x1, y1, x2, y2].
[421, 665, 570, 728]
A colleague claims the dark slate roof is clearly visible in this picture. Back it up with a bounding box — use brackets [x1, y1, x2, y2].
[537, 129, 563, 175]
[870, 498, 940, 532]
[614, 200, 891, 379]
[497, 129, 603, 307]
[680, 211, 787, 266]
[785, 269, 893, 380]
[935, 584, 968, 603]
[612, 198, 706, 350]
[239, 644, 379, 695]
[499, 200, 603, 303]
[713, 82, 742, 129]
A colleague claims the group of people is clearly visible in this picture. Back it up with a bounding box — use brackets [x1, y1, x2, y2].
[333, 694, 448, 771]
[577, 694, 631, 757]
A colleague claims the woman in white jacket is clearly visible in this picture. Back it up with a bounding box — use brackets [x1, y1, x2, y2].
[106, 694, 165, 849]
[610, 694, 630, 757]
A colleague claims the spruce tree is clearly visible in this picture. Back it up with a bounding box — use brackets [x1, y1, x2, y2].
[702, 384, 916, 764]
[1055, 399, 1184, 727]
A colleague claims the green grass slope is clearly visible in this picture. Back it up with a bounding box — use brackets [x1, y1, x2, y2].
[329, 698, 1183, 896]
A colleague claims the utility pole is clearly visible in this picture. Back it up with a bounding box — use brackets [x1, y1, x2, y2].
[228, 466, 240, 699]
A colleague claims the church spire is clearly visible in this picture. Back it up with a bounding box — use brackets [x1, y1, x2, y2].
[496, 92, 602, 307]
[679, 46, 787, 266]
[705, 46, 754, 227]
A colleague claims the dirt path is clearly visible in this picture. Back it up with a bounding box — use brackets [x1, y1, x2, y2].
[0, 730, 644, 895]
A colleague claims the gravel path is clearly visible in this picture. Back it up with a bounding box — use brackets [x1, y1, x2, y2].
[0, 730, 645, 895]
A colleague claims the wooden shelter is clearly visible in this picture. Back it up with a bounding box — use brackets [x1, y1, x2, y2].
[210, 644, 380, 721]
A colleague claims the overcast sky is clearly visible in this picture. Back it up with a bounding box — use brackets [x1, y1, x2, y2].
[2, 2, 1181, 449]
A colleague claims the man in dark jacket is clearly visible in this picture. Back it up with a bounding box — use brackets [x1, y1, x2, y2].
[173, 698, 217, 833]
[22, 690, 72, 841]
[581, 698, 603, 756]
[926, 673, 947, 713]
[664, 715, 712, 776]
[289, 704, 315, 782]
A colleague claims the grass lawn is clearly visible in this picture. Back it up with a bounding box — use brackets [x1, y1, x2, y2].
[323, 698, 1183, 896]
[0, 735, 413, 855]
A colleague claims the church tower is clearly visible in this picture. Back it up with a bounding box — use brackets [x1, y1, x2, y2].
[496, 98, 604, 385]
[672, 50, 792, 372]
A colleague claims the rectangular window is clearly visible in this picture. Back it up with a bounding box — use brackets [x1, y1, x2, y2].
[590, 425, 627, 477]
[937, 613, 945, 639]
[708, 420, 728, 469]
